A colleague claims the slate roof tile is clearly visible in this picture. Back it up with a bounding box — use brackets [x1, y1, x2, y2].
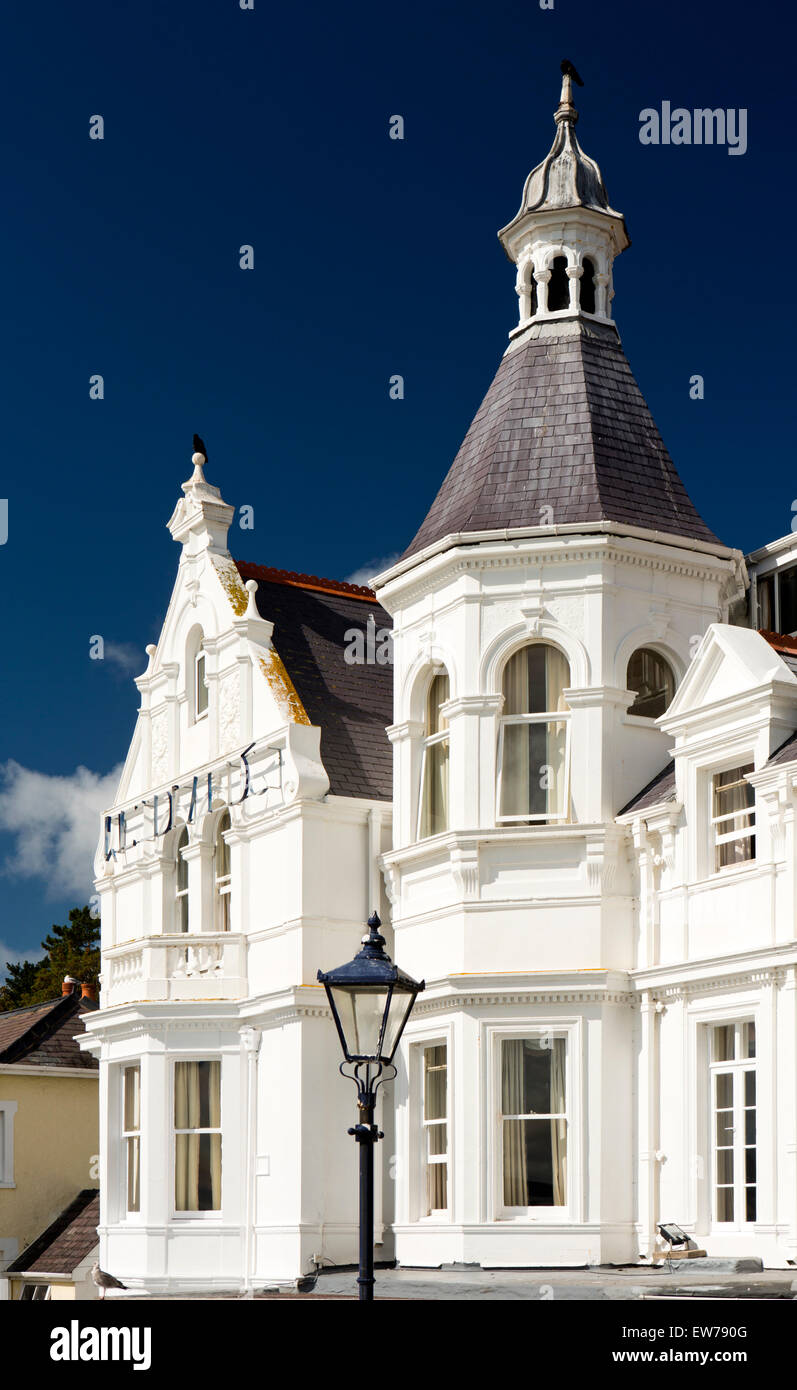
[404, 321, 719, 558]
[235, 563, 393, 802]
[7, 1190, 99, 1276]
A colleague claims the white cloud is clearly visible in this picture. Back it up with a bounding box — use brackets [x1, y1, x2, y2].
[104, 641, 143, 676]
[0, 939, 45, 968]
[345, 554, 401, 588]
[0, 761, 122, 899]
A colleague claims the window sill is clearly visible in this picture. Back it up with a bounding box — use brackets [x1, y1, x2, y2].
[0, 1181, 15, 1189]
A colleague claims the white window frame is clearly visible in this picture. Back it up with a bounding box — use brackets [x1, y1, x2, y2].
[708, 1020, 757, 1229]
[0, 1102, 18, 1187]
[122, 1065, 141, 1217]
[171, 1058, 223, 1219]
[175, 828, 189, 933]
[495, 714, 571, 825]
[416, 727, 450, 841]
[485, 1021, 581, 1223]
[710, 763, 755, 874]
[214, 814, 232, 933]
[420, 1042, 449, 1217]
[194, 649, 208, 721]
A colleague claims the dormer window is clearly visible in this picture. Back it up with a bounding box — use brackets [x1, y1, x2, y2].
[712, 765, 755, 872]
[580, 258, 596, 314]
[547, 257, 569, 313]
[195, 649, 208, 720]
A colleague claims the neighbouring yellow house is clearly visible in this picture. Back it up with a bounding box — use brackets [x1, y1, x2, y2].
[0, 979, 99, 1298]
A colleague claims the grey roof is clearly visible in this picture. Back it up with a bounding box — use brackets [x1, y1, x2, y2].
[0, 992, 98, 1070]
[619, 762, 676, 817]
[403, 320, 720, 559]
[766, 729, 797, 767]
[7, 1190, 99, 1276]
[236, 563, 393, 802]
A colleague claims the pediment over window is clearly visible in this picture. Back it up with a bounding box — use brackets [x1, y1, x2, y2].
[660, 626, 797, 731]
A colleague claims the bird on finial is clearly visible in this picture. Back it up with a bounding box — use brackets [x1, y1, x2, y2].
[192, 433, 208, 465]
[560, 58, 584, 87]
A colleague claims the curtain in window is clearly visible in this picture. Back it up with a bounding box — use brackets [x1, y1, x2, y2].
[501, 1040, 528, 1206]
[550, 1038, 567, 1206]
[501, 646, 570, 819]
[175, 1061, 221, 1211]
[420, 673, 450, 837]
[175, 1062, 200, 1211]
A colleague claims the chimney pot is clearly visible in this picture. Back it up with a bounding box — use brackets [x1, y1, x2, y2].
[81, 982, 97, 1001]
[62, 975, 79, 996]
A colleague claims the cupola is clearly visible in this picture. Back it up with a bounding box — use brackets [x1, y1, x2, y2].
[498, 62, 630, 332]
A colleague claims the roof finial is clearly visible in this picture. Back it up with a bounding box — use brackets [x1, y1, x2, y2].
[556, 58, 583, 125]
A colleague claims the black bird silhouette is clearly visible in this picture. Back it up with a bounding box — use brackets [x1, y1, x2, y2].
[560, 58, 584, 87]
[193, 433, 208, 461]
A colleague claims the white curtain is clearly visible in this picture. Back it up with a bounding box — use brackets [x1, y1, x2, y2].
[550, 1039, 567, 1206]
[501, 1041, 528, 1206]
[175, 1061, 221, 1211]
[501, 646, 569, 819]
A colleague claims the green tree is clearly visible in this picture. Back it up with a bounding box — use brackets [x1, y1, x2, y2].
[0, 906, 100, 1012]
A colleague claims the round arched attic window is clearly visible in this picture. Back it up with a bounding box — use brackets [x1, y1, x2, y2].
[626, 648, 675, 719]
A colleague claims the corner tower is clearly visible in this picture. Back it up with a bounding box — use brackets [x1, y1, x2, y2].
[374, 67, 746, 1271]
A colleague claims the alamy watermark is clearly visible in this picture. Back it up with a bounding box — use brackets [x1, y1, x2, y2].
[639, 103, 747, 156]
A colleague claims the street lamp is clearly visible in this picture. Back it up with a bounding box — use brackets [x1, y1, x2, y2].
[317, 911, 424, 1301]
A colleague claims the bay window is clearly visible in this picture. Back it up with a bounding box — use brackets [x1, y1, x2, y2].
[626, 647, 675, 718]
[500, 1037, 567, 1209]
[123, 1065, 141, 1214]
[174, 1060, 222, 1212]
[498, 644, 570, 823]
[422, 1044, 448, 1215]
[418, 671, 450, 839]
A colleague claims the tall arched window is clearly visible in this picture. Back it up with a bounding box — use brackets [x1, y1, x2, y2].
[547, 257, 569, 313]
[215, 811, 231, 932]
[580, 258, 596, 315]
[626, 648, 675, 719]
[176, 827, 189, 932]
[498, 644, 571, 823]
[195, 646, 208, 720]
[418, 671, 450, 839]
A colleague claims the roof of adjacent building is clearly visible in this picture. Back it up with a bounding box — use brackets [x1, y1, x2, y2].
[0, 991, 99, 1069]
[403, 320, 720, 560]
[235, 561, 393, 801]
[619, 762, 677, 817]
[7, 1190, 99, 1276]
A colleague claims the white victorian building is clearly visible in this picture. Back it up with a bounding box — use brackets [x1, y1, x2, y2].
[84, 70, 797, 1288]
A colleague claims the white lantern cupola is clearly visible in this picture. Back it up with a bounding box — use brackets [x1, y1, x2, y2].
[498, 61, 630, 335]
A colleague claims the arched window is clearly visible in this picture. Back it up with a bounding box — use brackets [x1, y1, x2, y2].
[498, 644, 571, 823]
[418, 671, 450, 839]
[215, 811, 231, 932]
[547, 257, 569, 313]
[626, 648, 675, 719]
[176, 827, 189, 932]
[529, 276, 538, 317]
[580, 258, 596, 315]
[195, 646, 208, 720]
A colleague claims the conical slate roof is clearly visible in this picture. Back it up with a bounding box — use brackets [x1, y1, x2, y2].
[403, 320, 719, 558]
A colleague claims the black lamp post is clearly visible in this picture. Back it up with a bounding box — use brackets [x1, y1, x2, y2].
[317, 912, 424, 1302]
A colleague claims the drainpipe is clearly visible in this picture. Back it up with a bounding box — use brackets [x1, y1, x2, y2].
[240, 1027, 262, 1295]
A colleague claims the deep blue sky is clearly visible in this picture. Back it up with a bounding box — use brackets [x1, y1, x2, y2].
[1, 0, 794, 960]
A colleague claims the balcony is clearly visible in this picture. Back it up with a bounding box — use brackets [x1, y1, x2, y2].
[103, 934, 247, 1006]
